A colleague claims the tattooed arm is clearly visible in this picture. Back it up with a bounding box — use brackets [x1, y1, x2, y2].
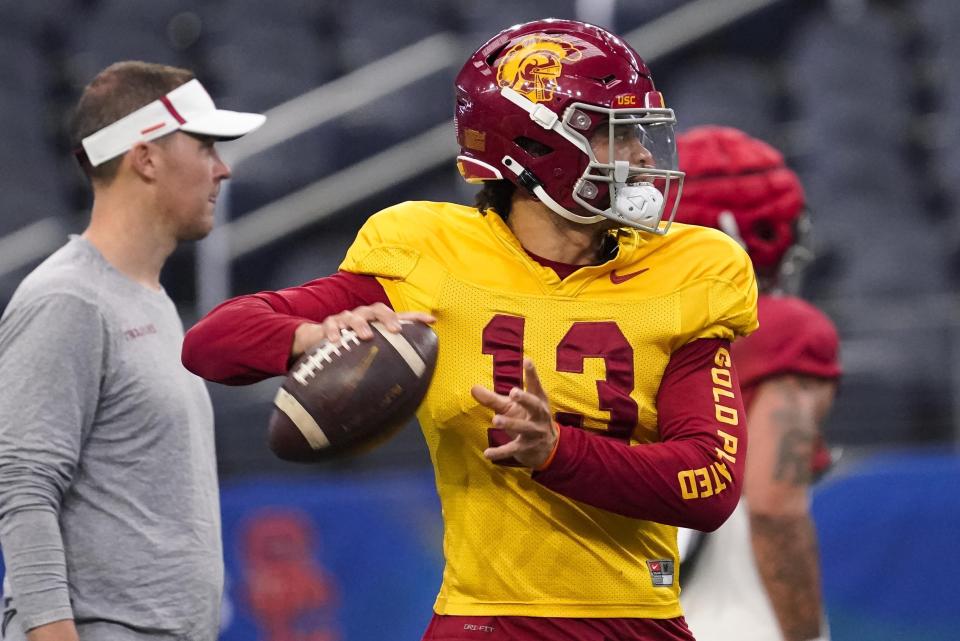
[745, 374, 836, 641]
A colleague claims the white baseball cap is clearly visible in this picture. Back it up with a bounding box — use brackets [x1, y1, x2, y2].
[80, 79, 266, 167]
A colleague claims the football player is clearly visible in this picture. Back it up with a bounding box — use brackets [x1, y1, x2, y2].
[673, 126, 841, 641]
[183, 20, 758, 641]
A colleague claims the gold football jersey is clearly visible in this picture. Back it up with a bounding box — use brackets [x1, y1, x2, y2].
[340, 201, 758, 618]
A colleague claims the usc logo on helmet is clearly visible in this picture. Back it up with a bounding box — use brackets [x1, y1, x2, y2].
[496, 36, 582, 103]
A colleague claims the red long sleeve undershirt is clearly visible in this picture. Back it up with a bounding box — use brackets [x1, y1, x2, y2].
[183, 272, 388, 385]
[183, 271, 745, 531]
[534, 336, 745, 531]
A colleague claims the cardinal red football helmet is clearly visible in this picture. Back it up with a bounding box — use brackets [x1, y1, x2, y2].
[673, 126, 808, 285]
[455, 19, 684, 234]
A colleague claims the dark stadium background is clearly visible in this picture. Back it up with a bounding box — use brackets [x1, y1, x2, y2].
[1, 1, 958, 639]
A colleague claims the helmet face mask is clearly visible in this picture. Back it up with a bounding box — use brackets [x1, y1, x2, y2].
[455, 19, 684, 234]
[566, 102, 683, 233]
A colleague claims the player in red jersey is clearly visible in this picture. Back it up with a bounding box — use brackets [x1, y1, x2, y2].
[672, 126, 841, 641]
[183, 21, 760, 641]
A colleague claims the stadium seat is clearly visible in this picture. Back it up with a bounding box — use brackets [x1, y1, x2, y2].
[337, 0, 453, 71]
[823, 318, 953, 444]
[198, 1, 342, 216]
[917, 0, 960, 53]
[0, 38, 50, 103]
[782, 9, 942, 300]
[455, 0, 578, 48]
[190, 6, 334, 217]
[785, 10, 911, 155]
[64, 0, 196, 91]
[203, 0, 340, 107]
[224, 124, 342, 218]
[67, 30, 185, 85]
[201, 0, 335, 41]
[916, 0, 960, 216]
[336, 71, 452, 162]
[0, 0, 74, 38]
[266, 225, 355, 290]
[665, 57, 778, 143]
[205, 32, 333, 113]
[801, 192, 948, 298]
[0, 38, 66, 231]
[614, 0, 690, 32]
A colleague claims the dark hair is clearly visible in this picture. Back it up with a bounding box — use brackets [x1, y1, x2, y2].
[70, 61, 195, 184]
[475, 180, 516, 220]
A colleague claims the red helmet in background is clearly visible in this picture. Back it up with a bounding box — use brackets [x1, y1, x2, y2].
[455, 19, 684, 234]
[673, 126, 807, 280]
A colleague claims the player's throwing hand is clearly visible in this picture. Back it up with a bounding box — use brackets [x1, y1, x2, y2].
[291, 304, 436, 357]
[472, 358, 559, 469]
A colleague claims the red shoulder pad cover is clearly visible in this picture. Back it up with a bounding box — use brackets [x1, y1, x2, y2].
[733, 294, 841, 395]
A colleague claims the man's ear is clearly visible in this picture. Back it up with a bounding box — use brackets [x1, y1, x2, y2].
[128, 141, 159, 181]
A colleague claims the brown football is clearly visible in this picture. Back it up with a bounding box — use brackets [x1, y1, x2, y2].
[268, 320, 438, 461]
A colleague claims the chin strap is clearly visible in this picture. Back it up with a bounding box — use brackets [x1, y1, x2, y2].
[501, 155, 606, 225]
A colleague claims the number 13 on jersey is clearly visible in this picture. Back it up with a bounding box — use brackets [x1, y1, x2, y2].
[482, 314, 638, 441]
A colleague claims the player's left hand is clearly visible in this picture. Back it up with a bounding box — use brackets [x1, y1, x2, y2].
[471, 358, 558, 469]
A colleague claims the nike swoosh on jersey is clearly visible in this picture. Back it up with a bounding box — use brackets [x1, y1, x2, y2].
[609, 268, 650, 284]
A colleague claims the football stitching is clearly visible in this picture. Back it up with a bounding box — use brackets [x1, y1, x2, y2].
[292, 329, 361, 386]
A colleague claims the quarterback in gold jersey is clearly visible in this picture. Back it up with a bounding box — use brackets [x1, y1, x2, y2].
[183, 20, 758, 641]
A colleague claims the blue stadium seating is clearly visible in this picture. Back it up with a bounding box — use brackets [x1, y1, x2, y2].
[780, 10, 952, 298]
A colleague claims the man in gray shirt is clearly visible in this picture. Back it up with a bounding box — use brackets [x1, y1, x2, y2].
[0, 61, 264, 641]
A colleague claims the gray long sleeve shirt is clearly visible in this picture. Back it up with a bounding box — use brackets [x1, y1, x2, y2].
[0, 237, 221, 640]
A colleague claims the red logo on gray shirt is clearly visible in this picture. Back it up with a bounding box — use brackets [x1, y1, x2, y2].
[124, 324, 158, 341]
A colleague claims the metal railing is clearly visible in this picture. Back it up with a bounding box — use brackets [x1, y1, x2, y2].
[196, 32, 462, 308]
[0, 218, 64, 279]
